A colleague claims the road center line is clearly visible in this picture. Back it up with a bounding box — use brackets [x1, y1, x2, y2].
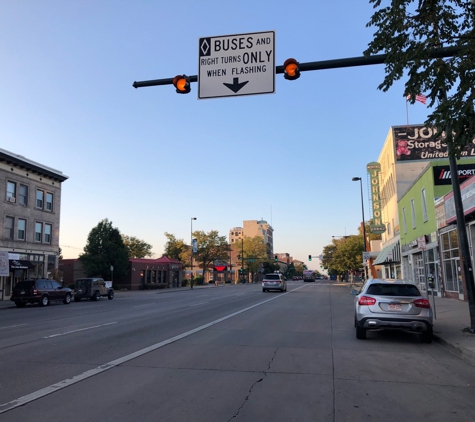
[0, 286, 306, 415]
[42, 322, 117, 339]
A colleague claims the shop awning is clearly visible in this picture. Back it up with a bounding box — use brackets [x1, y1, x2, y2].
[373, 241, 401, 265]
[9, 260, 35, 270]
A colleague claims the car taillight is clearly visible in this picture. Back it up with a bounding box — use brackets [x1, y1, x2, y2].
[358, 296, 376, 306]
[33, 289, 38, 295]
[414, 298, 431, 308]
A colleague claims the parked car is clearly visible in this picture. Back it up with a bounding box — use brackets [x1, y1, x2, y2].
[262, 273, 287, 293]
[353, 279, 433, 343]
[74, 278, 114, 301]
[11, 279, 72, 307]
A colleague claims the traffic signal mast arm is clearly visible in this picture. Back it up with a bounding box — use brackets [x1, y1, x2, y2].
[132, 46, 463, 89]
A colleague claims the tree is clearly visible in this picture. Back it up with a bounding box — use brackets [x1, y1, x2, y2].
[365, 0, 475, 329]
[193, 230, 229, 279]
[58, 247, 63, 260]
[122, 235, 153, 258]
[240, 236, 269, 280]
[79, 219, 129, 279]
[163, 232, 189, 267]
[365, 0, 475, 154]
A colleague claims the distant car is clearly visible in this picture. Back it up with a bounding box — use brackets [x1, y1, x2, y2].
[262, 273, 287, 293]
[11, 279, 72, 307]
[74, 278, 114, 301]
[354, 279, 433, 343]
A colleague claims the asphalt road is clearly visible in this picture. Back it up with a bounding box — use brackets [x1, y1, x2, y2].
[0, 280, 474, 421]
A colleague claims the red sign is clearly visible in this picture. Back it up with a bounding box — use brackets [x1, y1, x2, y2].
[214, 265, 227, 272]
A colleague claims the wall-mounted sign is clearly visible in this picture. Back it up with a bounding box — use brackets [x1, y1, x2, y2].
[433, 164, 475, 185]
[366, 161, 386, 234]
[393, 125, 475, 161]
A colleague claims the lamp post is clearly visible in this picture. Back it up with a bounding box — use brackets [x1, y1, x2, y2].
[352, 177, 367, 281]
[191, 217, 197, 289]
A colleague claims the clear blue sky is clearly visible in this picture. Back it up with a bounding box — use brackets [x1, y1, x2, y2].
[0, 1, 430, 269]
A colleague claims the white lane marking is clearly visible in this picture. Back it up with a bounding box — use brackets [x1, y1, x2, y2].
[42, 322, 117, 339]
[133, 303, 157, 308]
[0, 285, 306, 414]
[0, 324, 28, 331]
[190, 302, 209, 306]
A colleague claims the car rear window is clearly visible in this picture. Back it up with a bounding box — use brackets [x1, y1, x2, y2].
[14, 280, 34, 290]
[264, 274, 280, 280]
[367, 283, 421, 297]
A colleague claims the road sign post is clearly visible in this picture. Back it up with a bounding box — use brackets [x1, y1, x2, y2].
[198, 31, 275, 99]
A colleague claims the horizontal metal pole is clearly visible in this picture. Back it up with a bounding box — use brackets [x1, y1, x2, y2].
[132, 45, 464, 88]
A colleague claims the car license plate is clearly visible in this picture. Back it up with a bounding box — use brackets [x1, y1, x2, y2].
[20, 290, 25, 295]
[388, 304, 402, 311]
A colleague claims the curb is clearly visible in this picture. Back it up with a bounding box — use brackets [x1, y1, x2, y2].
[433, 334, 475, 367]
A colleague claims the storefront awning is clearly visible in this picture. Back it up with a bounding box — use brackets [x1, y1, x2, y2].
[373, 241, 401, 265]
[10, 260, 35, 270]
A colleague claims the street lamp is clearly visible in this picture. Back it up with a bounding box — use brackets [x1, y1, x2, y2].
[352, 177, 367, 280]
[191, 217, 197, 289]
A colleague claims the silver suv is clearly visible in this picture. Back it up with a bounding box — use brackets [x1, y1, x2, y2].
[262, 273, 287, 293]
[353, 279, 433, 343]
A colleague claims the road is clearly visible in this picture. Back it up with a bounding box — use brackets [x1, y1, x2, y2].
[0, 280, 474, 421]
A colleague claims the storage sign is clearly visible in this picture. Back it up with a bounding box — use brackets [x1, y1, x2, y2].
[198, 31, 275, 99]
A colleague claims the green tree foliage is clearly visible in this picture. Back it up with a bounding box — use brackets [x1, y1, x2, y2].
[321, 231, 365, 275]
[365, 0, 475, 155]
[122, 235, 153, 258]
[241, 236, 269, 276]
[164, 232, 190, 267]
[79, 219, 129, 279]
[193, 230, 229, 276]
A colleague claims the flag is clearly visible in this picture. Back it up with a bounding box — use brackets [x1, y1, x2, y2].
[406, 93, 427, 105]
[415, 94, 427, 104]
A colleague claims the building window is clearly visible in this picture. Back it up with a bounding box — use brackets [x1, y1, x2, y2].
[44, 224, 52, 244]
[5, 216, 14, 239]
[45, 193, 53, 211]
[18, 219, 26, 240]
[421, 188, 428, 222]
[19, 184, 28, 206]
[7, 181, 16, 202]
[387, 222, 391, 235]
[403, 207, 407, 234]
[36, 190, 44, 209]
[411, 199, 416, 229]
[35, 222, 43, 242]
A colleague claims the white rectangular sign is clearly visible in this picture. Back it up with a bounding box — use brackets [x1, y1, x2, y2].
[198, 31, 275, 99]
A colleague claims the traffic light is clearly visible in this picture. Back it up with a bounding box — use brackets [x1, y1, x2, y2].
[274, 255, 278, 262]
[239, 268, 244, 274]
[283, 58, 300, 80]
[308, 255, 312, 261]
[173, 74, 191, 94]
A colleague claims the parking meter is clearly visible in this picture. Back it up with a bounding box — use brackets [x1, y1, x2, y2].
[427, 275, 435, 290]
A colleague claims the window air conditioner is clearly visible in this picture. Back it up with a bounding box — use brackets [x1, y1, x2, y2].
[7, 197, 16, 203]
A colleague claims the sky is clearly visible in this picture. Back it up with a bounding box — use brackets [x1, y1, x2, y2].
[0, 1, 431, 270]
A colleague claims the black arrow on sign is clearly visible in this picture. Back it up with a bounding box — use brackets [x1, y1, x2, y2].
[223, 78, 249, 93]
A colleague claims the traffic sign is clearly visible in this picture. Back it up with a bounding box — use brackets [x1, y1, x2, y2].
[198, 31, 275, 99]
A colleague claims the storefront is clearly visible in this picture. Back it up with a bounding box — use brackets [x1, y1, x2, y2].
[0, 252, 37, 300]
[373, 239, 402, 279]
[402, 234, 442, 296]
[59, 256, 183, 291]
